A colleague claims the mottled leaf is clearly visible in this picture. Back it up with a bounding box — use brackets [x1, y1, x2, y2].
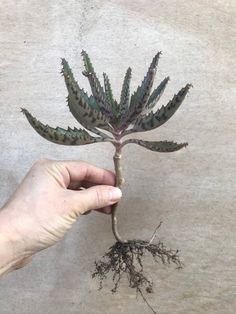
[125, 83, 192, 134]
[126, 52, 161, 125]
[123, 139, 188, 152]
[81, 50, 111, 117]
[119, 67, 132, 117]
[61, 58, 98, 110]
[145, 76, 170, 110]
[21, 108, 103, 145]
[103, 72, 115, 113]
[61, 59, 113, 133]
[81, 49, 95, 73]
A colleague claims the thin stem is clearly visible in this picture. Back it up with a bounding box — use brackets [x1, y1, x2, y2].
[110, 140, 161, 244]
[111, 146, 127, 243]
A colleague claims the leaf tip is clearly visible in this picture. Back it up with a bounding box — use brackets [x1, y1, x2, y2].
[61, 58, 67, 66]
[156, 51, 162, 60]
[20, 107, 28, 115]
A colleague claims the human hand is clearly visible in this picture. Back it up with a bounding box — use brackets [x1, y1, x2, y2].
[0, 159, 122, 275]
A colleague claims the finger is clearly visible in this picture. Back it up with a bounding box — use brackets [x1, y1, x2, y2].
[71, 185, 122, 214]
[55, 160, 115, 188]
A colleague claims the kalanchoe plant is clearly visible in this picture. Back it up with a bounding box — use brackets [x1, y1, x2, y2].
[22, 50, 191, 313]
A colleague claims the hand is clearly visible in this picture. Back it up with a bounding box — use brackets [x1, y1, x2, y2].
[0, 159, 122, 275]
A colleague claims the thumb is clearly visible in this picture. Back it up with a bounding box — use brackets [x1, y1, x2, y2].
[75, 185, 122, 214]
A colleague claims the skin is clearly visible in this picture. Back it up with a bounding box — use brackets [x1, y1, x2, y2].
[0, 159, 122, 277]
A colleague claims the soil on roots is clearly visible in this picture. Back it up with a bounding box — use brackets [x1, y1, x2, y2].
[92, 237, 183, 314]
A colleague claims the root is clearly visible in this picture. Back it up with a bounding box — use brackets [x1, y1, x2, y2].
[92, 230, 182, 314]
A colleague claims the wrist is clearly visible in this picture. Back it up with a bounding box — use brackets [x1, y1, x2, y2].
[0, 206, 32, 276]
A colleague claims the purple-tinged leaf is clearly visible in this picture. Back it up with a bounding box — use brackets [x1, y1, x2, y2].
[21, 108, 104, 145]
[103, 72, 116, 114]
[126, 52, 162, 125]
[61, 58, 98, 110]
[124, 83, 192, 135]
[81, 51, 111, 117]
[119, 67, 132, 117]
[62, 60, 113, 133]
[122, 138, 188, 152]
[145, 76, 170, 111]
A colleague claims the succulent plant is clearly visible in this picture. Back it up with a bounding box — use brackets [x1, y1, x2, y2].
[22, 50, 191, 313]
[22, 50, 191, 243]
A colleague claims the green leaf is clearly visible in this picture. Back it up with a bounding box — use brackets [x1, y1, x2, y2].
[61, 59, 113, 133]
[81, 49, 95, 73]
[126, 83, 192, 134]
[61, 58, 98, 110]
[123, 139, 188, 152]
[81, 51, 110, 116]
[119, 67, 132, 117]
[103, 72, 115, 113]
[126, 52, 161, 125]
[21, 108, 103, 145]
[146, 76, 169, 110]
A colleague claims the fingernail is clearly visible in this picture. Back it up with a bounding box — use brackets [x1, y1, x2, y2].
[109, 187, 122, 201]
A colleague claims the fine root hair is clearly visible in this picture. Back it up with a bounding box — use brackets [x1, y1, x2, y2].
[92, 234, 182, 314]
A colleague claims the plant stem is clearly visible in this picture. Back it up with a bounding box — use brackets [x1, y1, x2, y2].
[111, 146, 127, 243]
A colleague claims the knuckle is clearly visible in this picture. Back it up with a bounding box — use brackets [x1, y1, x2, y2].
[94, 187, 104, 208]
[31, 158, 52, 174]
[33, 158, 50, 168]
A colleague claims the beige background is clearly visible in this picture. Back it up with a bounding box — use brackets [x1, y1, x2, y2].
[0, 1, 235, 313]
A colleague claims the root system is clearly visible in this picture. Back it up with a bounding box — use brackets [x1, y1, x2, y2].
[92, 231, 182, 314]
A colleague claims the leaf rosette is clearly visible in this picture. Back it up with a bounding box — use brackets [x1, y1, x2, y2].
[22, 50, 191, 153]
